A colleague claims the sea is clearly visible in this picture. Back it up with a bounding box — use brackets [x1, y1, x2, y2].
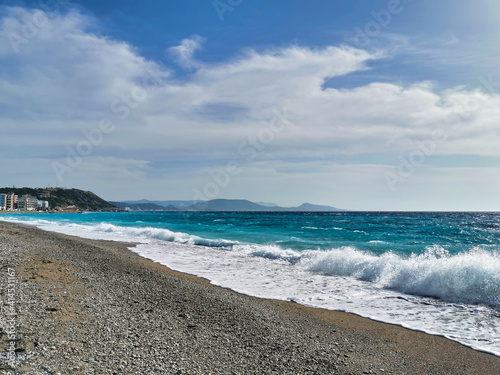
[2, 211, 500, 356]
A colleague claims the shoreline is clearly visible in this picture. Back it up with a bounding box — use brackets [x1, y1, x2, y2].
[1, 221, 500, 374]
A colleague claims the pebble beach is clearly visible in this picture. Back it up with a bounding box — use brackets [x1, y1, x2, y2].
[1, 221, 500, 375]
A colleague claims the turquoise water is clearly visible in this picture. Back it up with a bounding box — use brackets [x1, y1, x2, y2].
[19, 211, 500, 254]
[3, 211, 500, 355]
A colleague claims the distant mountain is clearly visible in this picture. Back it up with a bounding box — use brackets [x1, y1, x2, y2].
[124, 199, 203, 207]
[290, 203, 343, 212]
[111, 198, 345, 212]
[257, 202, 278, 207]
[185, 199, 344, 212]
[187, 199, 271, 211]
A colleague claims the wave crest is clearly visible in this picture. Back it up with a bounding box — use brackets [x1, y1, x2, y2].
[92, 222, 237, 247]
[299, 246, 500, 308]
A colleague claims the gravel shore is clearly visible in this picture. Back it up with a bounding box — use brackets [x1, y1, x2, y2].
[1, 221, 499, 374]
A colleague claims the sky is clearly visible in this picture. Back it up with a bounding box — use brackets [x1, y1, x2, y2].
[1, 0, 500, 210]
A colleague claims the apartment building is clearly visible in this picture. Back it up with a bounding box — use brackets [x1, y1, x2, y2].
[0, 193, 18, 211]
[17, 195, 40, 211]
[0, 193, 48, 211]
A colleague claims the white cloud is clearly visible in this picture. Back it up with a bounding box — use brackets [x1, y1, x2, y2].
[167, 35, 204, 69]
[2, 6, 500, 207]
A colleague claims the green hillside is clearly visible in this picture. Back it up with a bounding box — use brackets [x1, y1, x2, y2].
[0, 188, 119, 211]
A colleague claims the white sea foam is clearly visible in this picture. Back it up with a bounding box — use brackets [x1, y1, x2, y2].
[5, 218, 236, 248]
[298, 246, 500, 308]
[2, 216, 500, 356]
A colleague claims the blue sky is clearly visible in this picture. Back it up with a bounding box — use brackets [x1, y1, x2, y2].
[2, 0, 500, 210]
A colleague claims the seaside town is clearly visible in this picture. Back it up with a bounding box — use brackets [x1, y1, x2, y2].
[0, 192, 49, 211]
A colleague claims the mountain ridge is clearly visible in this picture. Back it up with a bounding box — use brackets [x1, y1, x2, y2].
[122, 199, 202, 207]
[111, 198, 345, 212]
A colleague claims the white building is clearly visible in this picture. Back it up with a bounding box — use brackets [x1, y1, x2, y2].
[17, 195, 39, 211]
[38, 200, 49, 209]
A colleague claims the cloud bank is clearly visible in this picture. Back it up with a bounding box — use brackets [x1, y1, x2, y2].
[1, 6, 500, 209]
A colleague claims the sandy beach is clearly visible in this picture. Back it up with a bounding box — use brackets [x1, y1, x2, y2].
[1, 221, 499, 374]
